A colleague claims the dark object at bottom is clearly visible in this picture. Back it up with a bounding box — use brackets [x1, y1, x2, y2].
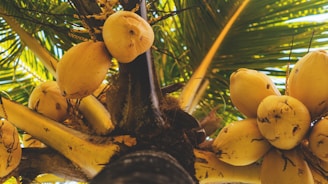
[90, 150, 195, 184]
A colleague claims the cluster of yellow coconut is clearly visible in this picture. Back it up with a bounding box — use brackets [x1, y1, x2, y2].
[28, 10, 154, 120]
[212, 50, 328, 183]
[57, 10, 154, 99]
[1, 10, 154, 178]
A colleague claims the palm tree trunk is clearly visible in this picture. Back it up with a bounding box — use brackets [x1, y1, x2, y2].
[91, 150, 195, 184]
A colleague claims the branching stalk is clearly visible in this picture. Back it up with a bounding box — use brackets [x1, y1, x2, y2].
[0, 97, 135, 178]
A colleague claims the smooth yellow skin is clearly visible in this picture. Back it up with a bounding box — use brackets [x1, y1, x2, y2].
[257, 95, 311, 150]
[56, 41, 111, 99]
[309, 116, 328, 162]
[212, 118, 271, 166]
[261, 148, 314, 184]
[0, 119, 22, 178]
[287, 50, 328, 120]
[102, 11, 154, 63]
[194, 149, 261, 184]
[28, 81, 69, 122]
[229, 68, 281, 118]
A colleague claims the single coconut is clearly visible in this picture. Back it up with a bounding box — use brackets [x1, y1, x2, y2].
[56, 41, 112, 99]
[0, 119, 22, 178]
[102, 11, 154, 63]
[29, 80, 69, 122]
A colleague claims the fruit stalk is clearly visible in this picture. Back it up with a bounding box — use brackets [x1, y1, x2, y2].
[79, 95, 114, 135]
[0, 97, 135, 178]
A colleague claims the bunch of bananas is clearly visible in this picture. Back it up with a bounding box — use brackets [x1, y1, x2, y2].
[210, 50, 328, 183]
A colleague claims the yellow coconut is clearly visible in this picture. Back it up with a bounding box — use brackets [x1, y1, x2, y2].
[56, 41, 111, 99]
[257, 95, 311, 150]
[261, 148, 314, 184]
[102, 11, 154, 63]
[0, 119, 22, 178]
[229, 68, 281, 118]
[308, 116, 328, 162]
[212, 118, 271, 166]
[28, 80, 69, 122]
[287, 50, 328, 119]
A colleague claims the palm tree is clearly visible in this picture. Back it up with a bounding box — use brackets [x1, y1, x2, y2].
[1, 0, 328, 183]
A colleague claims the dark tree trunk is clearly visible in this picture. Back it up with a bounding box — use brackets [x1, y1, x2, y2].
[90, 150, 195, 184]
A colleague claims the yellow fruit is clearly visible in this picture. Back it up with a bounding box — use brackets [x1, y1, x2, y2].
[212, 118, 271, 166]
[56, 41, 111, 99]
[229, 68, 281, 118]
[28, 81, 69, 122]
[309, 116, 328, 162]
[0, 119, 22, 178]
[194, 149, 261, 183]
[257, 95, 311, 150]
[287, 50, 328, 119]
[261, 148, 314, 184]
[102, 11, 154, 63]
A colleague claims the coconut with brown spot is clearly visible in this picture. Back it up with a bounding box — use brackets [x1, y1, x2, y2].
[102, 11, 154, 63]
